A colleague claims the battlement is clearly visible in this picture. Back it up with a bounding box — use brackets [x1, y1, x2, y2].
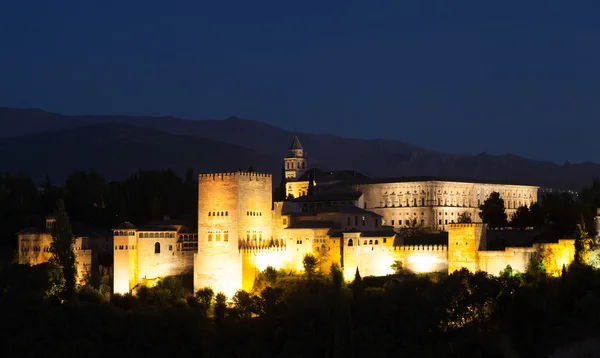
[198, 172, 272, 181]
[448, 223, 485, 229]
[394, 244, 447, 252]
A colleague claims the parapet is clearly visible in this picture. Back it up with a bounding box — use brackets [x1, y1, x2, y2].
[448, 223, 485, 229]
[394, 244, 447, 252]
[198, 171, 273, 181]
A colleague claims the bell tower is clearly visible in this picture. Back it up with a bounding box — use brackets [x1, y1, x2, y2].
[284, 136, 307, 181]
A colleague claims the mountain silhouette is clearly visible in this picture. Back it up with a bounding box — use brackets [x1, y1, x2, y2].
[0, 107, 598, 189]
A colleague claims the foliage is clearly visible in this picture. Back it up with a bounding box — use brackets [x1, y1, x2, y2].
[510, 205, 532, 230]
[214, 292, 228, 325]
[457, 212, 472, 223]
[302, 253, 317, 280]
[390, 260, 403, 274]
[479, 192, 507, 228]
[575, 221, 593, 265]
[195, 287, 214, 316]
[49, 199, 77, 299]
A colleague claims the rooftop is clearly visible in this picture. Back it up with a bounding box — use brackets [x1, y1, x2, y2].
[358, 176, 538, 187]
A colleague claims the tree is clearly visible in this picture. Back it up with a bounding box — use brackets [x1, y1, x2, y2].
[510, 206, 532, 230]
[278, 166, 287, 201]
[261, 266, 278, 287]
[479, 192, 507, 229]
[214, 292, 228, 325]
[457, 212, 472, 224]
[575, 220, 593, 265]
[352, 267, 363, 302]
[390, 260, 403, 275]
[302, 253, 317, 280]
[49, 199, 76, 299]
[195, 287, 214, 316]
[330, 263, 343, 291]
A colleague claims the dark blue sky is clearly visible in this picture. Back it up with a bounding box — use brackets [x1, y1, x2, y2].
[1, 1, 598, 163]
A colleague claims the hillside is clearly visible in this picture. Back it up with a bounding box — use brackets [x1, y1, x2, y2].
[0, 107, 599, 189]
[0, 123, 280, 183]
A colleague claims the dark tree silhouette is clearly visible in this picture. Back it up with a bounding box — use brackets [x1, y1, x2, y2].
[479, 192, 507, 229]
[49, 199, 76, 299]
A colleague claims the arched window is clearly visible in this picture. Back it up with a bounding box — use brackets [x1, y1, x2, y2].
[208, 212, 211, 216]
[154, 242, 160, 254]
[374, 240, 379, 245]
[369, 240, 373, 245]
[348, 239, 353, 246]
[225, 211, 228, 216]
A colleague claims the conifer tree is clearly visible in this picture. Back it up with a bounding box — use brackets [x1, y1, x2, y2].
[352, 268, 363, 302]
[278, 166, 287, 201]
[49, 199, 77, 299]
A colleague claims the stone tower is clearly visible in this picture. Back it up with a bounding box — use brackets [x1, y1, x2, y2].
[113, 222, 139, 294]
[447, 223, 487, 273]
[194, 172, 273, 298]
[284, 136, 307, 181]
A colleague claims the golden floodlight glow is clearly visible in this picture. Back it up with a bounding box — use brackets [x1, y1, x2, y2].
[408, 254, 441, 273]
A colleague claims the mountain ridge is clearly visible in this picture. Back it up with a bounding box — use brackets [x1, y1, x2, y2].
[0, 107, 598, 190]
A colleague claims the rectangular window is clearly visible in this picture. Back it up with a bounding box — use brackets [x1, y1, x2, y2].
[421, 219, 424, 225]
[208, 233, 213, 242]
[283, 218, 287, 225]
[383, 238, 387, 243]
[169, 245, 173, 251]
[391, 220, 395, 226]
[224, 233, 229, 242]
[216, 233, 221, 241]
[439, 219, 442, 225]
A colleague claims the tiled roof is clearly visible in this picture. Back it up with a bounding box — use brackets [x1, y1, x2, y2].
[360, 176, 537, 187]
[285, 220, 339, 229]
[293, 190, 363, 202]
[114, 221, 138, 230]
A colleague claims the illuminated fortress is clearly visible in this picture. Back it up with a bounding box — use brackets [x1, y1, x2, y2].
[105, 137, 575, 297]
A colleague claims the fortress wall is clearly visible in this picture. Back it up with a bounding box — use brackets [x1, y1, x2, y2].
[535, 239, 575, 276]
[478, 248, 534, 276]
[393, 245, 448, 274]
[136, 235, 189, 281]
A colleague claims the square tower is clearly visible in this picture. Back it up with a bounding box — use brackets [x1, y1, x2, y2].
[194, 172, 273, 297]
[284, 136, 307, 180]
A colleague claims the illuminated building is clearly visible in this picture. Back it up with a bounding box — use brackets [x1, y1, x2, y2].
[111, 137, 576, 296]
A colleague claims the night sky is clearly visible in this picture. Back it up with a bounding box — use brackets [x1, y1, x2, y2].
[1, 1, 598, 163]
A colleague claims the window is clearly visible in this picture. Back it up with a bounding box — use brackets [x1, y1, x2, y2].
[224, 232, 228, 242]
[169, 245, 173, 251]
[208, 212, 211, 216]
[369, 240, 373, 245]
[383, 238, 387, 243]
[347, 217, 350, 226]
[354, 216, 358, 226]
[216, 233, 221, 241]
[283, 218, 287, 225]
[391, 220, 395, 226]
[154, 242, 160, 254]
[119, 245, 124, 250]
[374, 240, 378, 245]
[348, 239, 354, 246]
[208, 232, 213, 242]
